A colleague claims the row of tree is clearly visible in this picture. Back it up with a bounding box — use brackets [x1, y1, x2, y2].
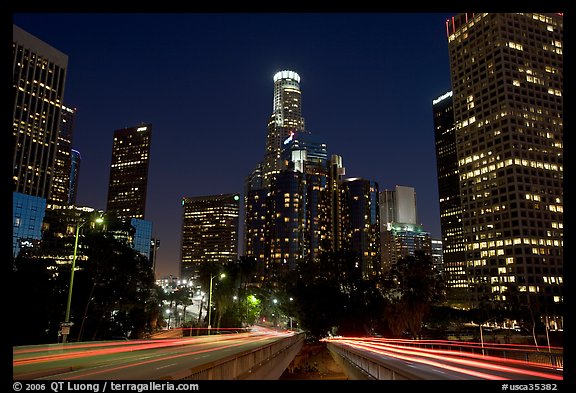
[13, 227, 557, 346]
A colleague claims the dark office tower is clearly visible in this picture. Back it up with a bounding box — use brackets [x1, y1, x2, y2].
[446, 13, 563, 315]
[266, 171, 305, 277]
[341, 178, 381, 279]
[180, 193, 240, 280]
[50, 105, 76, 206]
[244, 164, 267, 274]
[12, 25, 68, 199]
[432, 90, 467, 306]
[327, 155, 346, 252]
[68, 149, 81, 205]
[106, 124, 152, 220]
[263, 70, 305, 187]
[281, 132, 330, 259]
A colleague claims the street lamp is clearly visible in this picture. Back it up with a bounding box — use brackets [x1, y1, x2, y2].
[61, 216, 103, 343]
[479, 316, 499, 356]
[207, 273, 225, 335]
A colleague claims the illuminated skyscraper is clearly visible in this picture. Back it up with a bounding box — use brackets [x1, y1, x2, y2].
[263, 70, 305, 187]
[180, 193, 240, 280]
[327, 155, 346, 252]
[12, 24, 68, 200]
[106, 124, 152, 220]
[50, 105, 76, 206]
[246, 70, 378, 282]
[444, 13, 563, 316]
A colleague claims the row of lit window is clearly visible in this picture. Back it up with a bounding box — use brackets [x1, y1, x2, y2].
[543, 276, 563, 284]
[468, 237, 562, 250]
[111, 160, 146, 168]
[542, 44, 562, 55]
[461, 158, 561, 181]
[447, 13, 488, 43]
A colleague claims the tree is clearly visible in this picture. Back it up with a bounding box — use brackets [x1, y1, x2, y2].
[73, 231, 159, 340]
[13, 254, 69, 345]
[281, 250, 388, 340]
[382, 251, 446, 338]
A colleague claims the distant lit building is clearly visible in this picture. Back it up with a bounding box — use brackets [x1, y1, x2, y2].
[244, 170, 267, 276]
[68, 149, 81, 205]
[180, 193, 240, 280]
[282, 131, 330, 263]
[106, 124, 152, 220]
[326, 155, 346, 252]
[444, 13, 563, 313]
[432, 239, 444, 275]
[266, 171, 305, 276]
[12, 192, 46, 257]
[50, 105, 76, 206]
[379, 185, 418, 227]
[12, 24, 68, 200]
[40, 204, 103, 265]
[379, 186, 431, 270]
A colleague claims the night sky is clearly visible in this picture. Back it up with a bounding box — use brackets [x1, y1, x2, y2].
[12, 12, 456, 279]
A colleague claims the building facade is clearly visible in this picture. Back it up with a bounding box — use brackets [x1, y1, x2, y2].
[340, 178, 381, 279]
[180, 193, 240, 280]
[50, 105, 76, 206]
[431, 239, 444, 275]
[445, 13, 563, 313]
[12, 192, 46, 257]
[131, 218, 153, 260]
[106, 124, 152, 220]
[68, 149, 81, 205]
[433, 90, 468, 305]
[12, 24, 68, 200]
[379, 185, 431, 270]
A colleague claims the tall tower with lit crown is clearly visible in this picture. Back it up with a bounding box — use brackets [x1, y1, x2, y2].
[263, 70, 305, 187]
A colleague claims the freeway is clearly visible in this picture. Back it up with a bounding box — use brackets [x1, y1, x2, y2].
[323, 336, 563, 380]
[13, 326, 296, 380]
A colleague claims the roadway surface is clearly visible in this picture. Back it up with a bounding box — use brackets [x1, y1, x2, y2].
[14, 326, 296, 380]
[324, 337, 564, 380]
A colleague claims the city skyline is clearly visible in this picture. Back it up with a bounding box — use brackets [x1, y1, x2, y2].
[12, 13, 457, 278]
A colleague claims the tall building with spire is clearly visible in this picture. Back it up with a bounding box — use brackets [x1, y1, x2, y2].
[442, 13, 563, 320]
[246, 70, 381, 281]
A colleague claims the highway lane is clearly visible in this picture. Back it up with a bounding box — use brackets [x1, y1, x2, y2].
[323, 337, 563, 380]
[14, 327, 296, 380]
